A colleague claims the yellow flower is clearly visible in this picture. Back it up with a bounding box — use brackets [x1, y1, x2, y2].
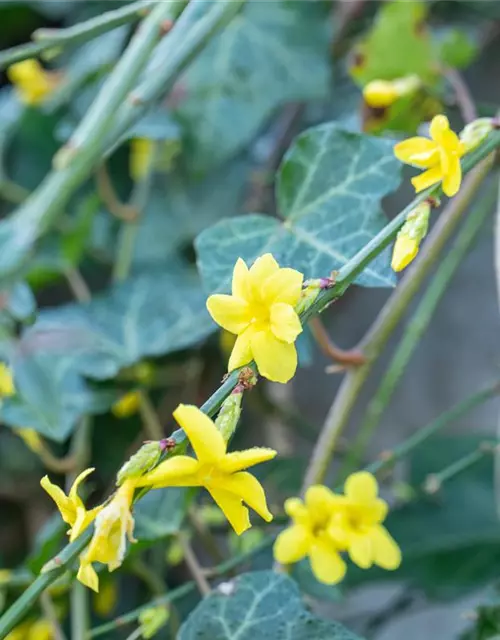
[391, 234, 418, 272]
[41, 468, 102, 542]
[328, 472, 401, 571]
[130, 138, 155, 182]
[6, 618, 52, 640]
[0, 363, 15, 396]
[274, 485, 347, 585]
[363, 75, 420, 109]
[394, 114, 465, 197]
[15, 428, 44, 454]
[112, 391, 141, 418]
[78, 479, 137, 593]
[7, 59, 59, 106]
[206, 254, 303, 384]
[136, 404, 276, 535]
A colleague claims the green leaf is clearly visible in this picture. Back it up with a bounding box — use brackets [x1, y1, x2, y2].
[0, 282, 36, 321]
[178, 0, 330, 173]
[196, 125, 401, 290]
[438, 29, 478, 69]
[291, 561, 343, 603]
[29, 270, 216, 380]
[134, 488, 189, 542]
[179, 571, 362, 640]
[0, 342, 117, 442]
[350, 2, 438, 85]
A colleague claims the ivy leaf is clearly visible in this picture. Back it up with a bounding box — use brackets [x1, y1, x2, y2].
[0, 342, 117, 442]
[0, 282, 36, 321]
[178, 0, 330, 174]
[29, 270, 215, 380]
[179, 571, 361, 640]
[350, 2, 438, 85]
[134, 488, 189, 542]
[196, 124, 400, 291]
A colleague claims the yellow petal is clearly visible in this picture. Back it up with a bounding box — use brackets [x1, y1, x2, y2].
[40, 476, 75, 525]
[270, 303, 302, 343]
[305, 485, 339, 521]
[206, 295, 251, 334]
[0, 363, 15, 396]
[130, 138, 154, 182]
[135, 455, 200, 488]
[391, 235, 419, 272]
[261, 268, 303, 307]
[410, 165, 443, 193]
[232, 258, 251, 301]
[174, 404, 226, 463]
[344, 471, 378, 502]
[70, 505, 102, 542]
[77, 561, 99, 593]
[251, 329, 297, 383]
[363, 80, 398, 109]
[219, 447, 277, 474]
[27, 620, 52, 640]
[221, 471, 273, 522]
[309, 540, 347, 585]
[372, 525, 402, 570]
[284, 497, 309, 525]
[429, 114, 450, 145]
[348, 533, 374, 569]
[249, 253, 279, 284]
[442, 152, 462, 197]
[69, 467, 95, 505]
[393, 138, 438, 168]
[273, 525, 310, 564]
[207, 487, 250, 535]
[228, 327, 254, 371]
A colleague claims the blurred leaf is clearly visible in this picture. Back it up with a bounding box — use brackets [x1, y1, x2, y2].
[348, 435, 500, 599]
[350, 2, 438, 85]
[197, 124, 400, 291]
[178, 0, 330, 174]
[438, 29, 478, 69]
[0, 343, 117, 442]
[462, 593, 500, 640]
[0, 282, 35, 321]
[29, 270, 215, 380]
[291, 560, 343, 603]
[179, 571, 361, 639]
[134, 488, 188, 542]
[128, 109, 181, 142]
[26, 514, 66, 575]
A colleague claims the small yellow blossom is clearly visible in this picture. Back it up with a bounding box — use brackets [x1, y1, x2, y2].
[391, 200, 431, 272]
[41, 468, 102, 542]
[78, 479, 137, 593]
[130, 138, 155, 182]
[6, 618, 52, 640]
[391, 235, 418, 272]
[0, 363, 15, 396]
[112, 391, 141, 418]
[394, 114, 465, 197]
[15, 428, 44, 454]
[207, 254, 303, 384]
[329, 472, 401, 571]
[136, 404, 276, 535]
[7, 59, 59, 106]
[274, 485, 347, 585]
[363, 74, 420, 109]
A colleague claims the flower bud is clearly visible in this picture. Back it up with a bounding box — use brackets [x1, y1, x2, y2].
[116, 441, 163, 486]
[215, 391, 242, 442]
[294, 280, 321, 316]
[364, 75, 420, 109]
[139, 605, 170, 639]
[459, 117, 494, 153]
[391, 201, 431, 272]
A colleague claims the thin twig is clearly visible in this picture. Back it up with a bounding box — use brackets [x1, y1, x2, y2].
[95, 164, 138, 222]
[138, 391, 164, 441]
[188, 507, 224, 564]
[178, 534, 211, 596]
[40, 591, 67, 640]
[423, 445, 494, 495]
[302, 153, 496, 491]
[310, 317, 366, 368]
[445, 67, 477, 124]
[64, 268, 92, 303]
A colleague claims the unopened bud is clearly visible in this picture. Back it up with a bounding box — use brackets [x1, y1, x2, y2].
[460, 117, 494, 153]
[116, 441, 164, 486]
[391, 201, 431, 272]
[295, 280, 322, 316]
[215, 392, 242, 442]
[364, 74, 420, 109]
[139, 605, 169, 639]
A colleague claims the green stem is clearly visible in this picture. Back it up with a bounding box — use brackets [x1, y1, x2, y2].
[423, 447, 491, 493]
[342, 183, 498, 475]
[301, 153, 496, 490]
[71, 582, 89, 640]
[0, 0, 244, 283]
[0, 0, 157, 70]
[366, 383, 500, 476]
